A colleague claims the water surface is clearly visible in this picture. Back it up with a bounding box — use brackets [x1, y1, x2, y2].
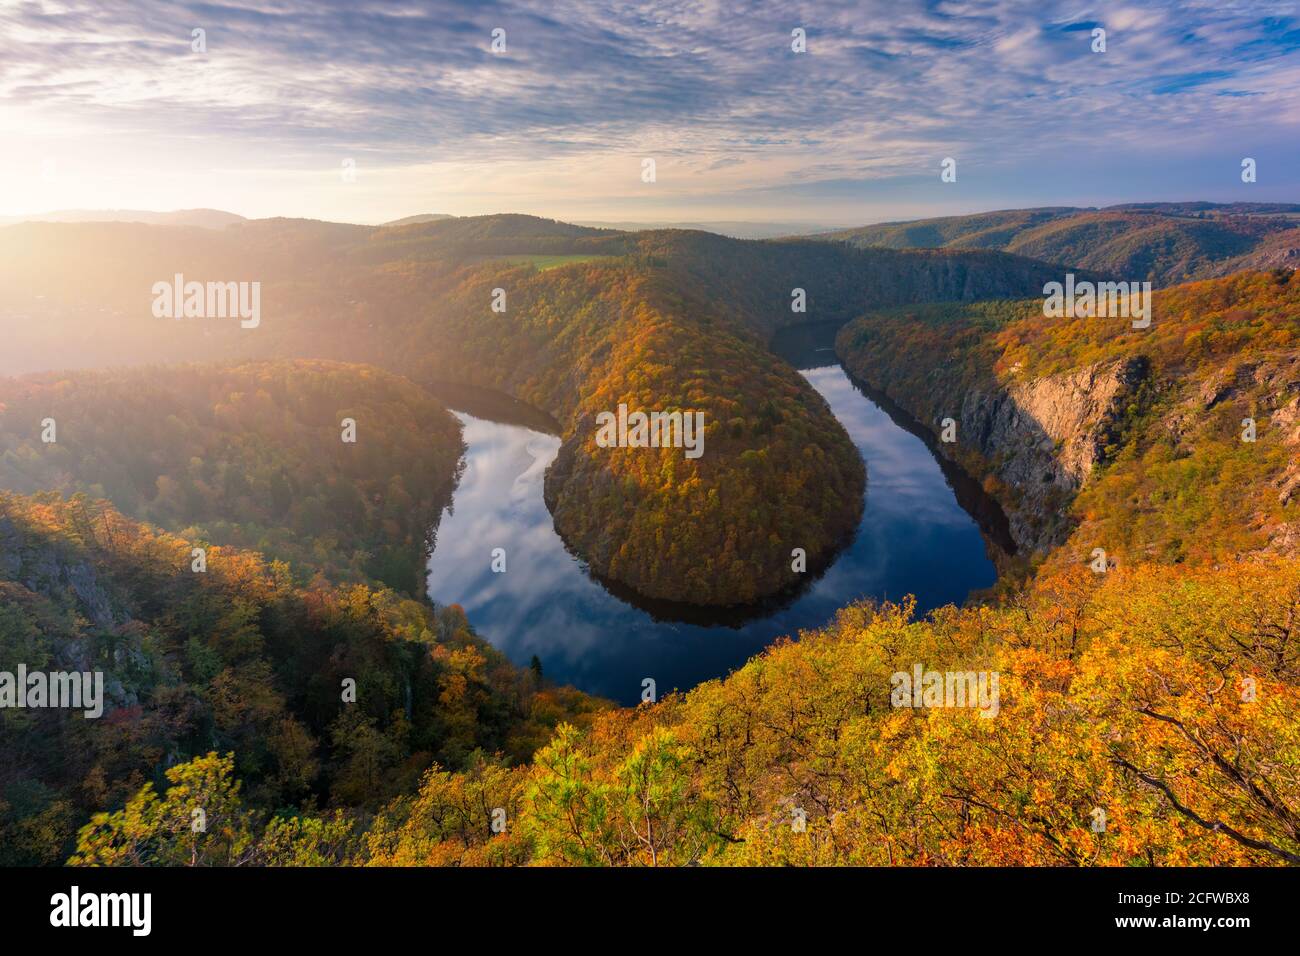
[426, 342, 1005, 704]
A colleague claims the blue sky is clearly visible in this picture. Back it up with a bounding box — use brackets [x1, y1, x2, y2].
[1, 0, 1297, 224]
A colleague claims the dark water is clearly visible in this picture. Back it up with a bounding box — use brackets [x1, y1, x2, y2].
[425, 332, 1008, 704]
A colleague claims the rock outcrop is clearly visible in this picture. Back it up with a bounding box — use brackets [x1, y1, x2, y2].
[840, 348, 1151, 557]
[957, 356, 1150, 554]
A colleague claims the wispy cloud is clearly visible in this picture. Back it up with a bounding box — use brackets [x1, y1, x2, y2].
[1, 0, 1297, 221]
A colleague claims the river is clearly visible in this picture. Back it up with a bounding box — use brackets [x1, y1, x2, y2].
[426, 326, 1010, 704]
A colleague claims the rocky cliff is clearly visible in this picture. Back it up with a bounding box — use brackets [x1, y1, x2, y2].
[951, 356, 1150, 554]
[836, 269, 1300, 569]
[837, 322, 1152, 558]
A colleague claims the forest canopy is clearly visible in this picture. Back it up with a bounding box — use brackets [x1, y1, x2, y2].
[0, 360, 464, 595]
[0, 492, 603, 866]
[65, 555, 1300, 867]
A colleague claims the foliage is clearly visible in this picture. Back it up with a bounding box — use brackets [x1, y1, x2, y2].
[837, 270, 1300, 569]
[824, 203, 1300, 285]
[0, 360, 464, 595]
[72, 558, 1300, 867]
[0, 492, 603, 865]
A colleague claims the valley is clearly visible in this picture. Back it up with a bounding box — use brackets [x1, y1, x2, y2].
[424, 329, 1005, 704]
[0, 215, 1071, 608]
[836, 268, 1300, 570]
[1, 209, 1297, 869]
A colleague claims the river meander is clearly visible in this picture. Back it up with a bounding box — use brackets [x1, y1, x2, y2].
[426, 327, 1010, 704]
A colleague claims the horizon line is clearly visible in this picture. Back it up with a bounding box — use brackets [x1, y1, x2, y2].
[3, 198, 1299, 233]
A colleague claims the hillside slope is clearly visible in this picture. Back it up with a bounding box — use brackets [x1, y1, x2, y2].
[68, 555, 1300, 867]
[836, 269, 1300, 570]
[824, 203, 1300, 286]
[0, 361, 463, 595]
[0, 492, 603, 865]
[0, 215, 1067, 607]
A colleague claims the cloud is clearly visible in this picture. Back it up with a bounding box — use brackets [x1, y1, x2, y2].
[2, 0, 1298, 219]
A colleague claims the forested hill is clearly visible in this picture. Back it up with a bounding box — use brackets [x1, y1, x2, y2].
[64, 549, 1300, 867]
[820, 203, 1300, 286]
[392, 261, 869, 604]
[0, 214, 1068, 607]
[836, 268, 1300, 571]
[0, 492, 604, 865]
[629, 230, 1086, 340]
[0, 361, 463, 595]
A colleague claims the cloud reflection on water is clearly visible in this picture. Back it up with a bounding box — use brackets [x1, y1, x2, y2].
[427, 365, 997, 703]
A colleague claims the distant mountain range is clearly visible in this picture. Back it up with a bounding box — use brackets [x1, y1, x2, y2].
[374, 214, 843, 238]
[820, 202, 1300, 285]
[0, 209, 842, 240]
[7, 202, 1300, 285]
[380, 213, 456, 227]
[0, 209, 460, 230]
[0, 208, 247, 230]
[574, 220, 844, 239]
